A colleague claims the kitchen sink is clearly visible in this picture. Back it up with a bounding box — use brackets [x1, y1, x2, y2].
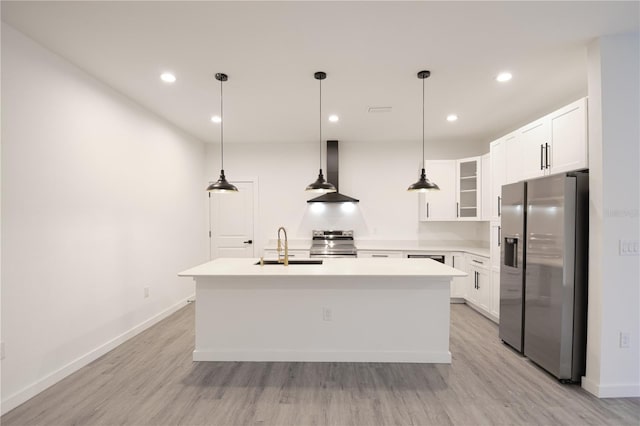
[255, 259, 323, 265]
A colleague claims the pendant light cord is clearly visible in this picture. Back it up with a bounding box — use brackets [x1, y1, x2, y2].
[220, 77, 224, 170]
[422, 75, 425, 164]
[319, 77, 322, 170]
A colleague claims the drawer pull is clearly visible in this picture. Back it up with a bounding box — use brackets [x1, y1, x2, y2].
[372, 254, 389, 258]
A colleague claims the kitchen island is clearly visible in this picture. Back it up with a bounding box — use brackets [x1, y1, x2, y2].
[179, 257, 466, 363]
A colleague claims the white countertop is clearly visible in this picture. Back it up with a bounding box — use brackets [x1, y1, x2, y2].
[179, 257, 468, 278]
[264, 240, 490, 258]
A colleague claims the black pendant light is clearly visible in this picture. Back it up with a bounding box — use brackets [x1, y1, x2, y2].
[207, 73, 238, 193]
[408, 70, 440, 192]
[306, 72, 337, 193]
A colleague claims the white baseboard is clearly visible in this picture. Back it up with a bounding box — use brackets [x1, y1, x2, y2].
[1, 294, 195, 416]
[582, 376, 640, 398]
[193, 349, 452, 364]
[464, 300, 499, 324]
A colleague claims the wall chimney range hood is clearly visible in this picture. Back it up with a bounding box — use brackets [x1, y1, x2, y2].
[307, 140, 359, 203]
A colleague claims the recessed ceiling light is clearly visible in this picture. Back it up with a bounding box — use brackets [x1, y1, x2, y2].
[446, 114, 458, 122]
[496, 72, 512, 82]
[160, 72, 176, 83]
[328, 115, 339, 122]
[211, 115, 221, 123]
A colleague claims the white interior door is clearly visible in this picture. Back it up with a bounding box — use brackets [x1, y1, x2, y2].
[210, 181, 254, 259]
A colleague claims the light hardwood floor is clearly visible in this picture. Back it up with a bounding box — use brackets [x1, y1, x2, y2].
[3, 303, 638, 426]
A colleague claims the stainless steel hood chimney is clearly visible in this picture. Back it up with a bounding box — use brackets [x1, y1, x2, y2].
[307, 140, 359, 203]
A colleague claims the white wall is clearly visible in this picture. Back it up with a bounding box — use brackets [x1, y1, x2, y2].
[205, 139, 488, 254]
[583, 33, 640, 398]
[0, 24, 208, 412]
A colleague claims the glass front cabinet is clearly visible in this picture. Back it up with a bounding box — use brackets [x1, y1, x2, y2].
[456, 156, 481, 220]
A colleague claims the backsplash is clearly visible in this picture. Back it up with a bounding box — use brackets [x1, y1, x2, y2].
[294, 202, 489, 246]
[418, 221, 490, 246]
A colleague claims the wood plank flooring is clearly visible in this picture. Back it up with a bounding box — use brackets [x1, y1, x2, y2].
[3, 303, 639, 425]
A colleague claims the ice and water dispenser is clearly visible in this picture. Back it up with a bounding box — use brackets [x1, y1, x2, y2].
[504, 237, 519, 268]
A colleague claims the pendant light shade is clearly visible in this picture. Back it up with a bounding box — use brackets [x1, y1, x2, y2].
[207, 73, 238, 193]
[306, 169, 336, 193]
[306, 71, 336, 193]
[408, 70, 439, 192]
[407, 168, 439, 192]
[206, 170, 237, 192]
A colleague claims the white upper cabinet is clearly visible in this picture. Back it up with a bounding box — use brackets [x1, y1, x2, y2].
[490, 137, 507, 221]
[419, 157, 486, 222]
[456, 156, 481, 220]
[481, 153, 491, 221]
[505, 97, 588, 183]
[419, 160, 457, 221]
[548, 98, 588, 174]
[518, 117, 550, 180]
[490, 222, 501, 269]
[504, 132, 521, 184]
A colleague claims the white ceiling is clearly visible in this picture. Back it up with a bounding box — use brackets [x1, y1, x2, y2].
[2, 1, 638, 148]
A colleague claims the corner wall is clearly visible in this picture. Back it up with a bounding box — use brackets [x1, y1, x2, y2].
[1, 24, 208, 413]
[583, 32, 640, 398]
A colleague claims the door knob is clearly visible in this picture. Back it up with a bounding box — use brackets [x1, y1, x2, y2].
[243, 240, 253, 244]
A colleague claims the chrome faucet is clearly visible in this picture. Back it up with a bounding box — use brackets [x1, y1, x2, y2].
[277, 226, 289, 266]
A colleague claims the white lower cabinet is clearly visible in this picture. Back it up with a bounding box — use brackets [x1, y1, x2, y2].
[357, 250, 403, 258]
[449, 253, 468, 300]
[465, 254, 492, 318]
[491, 267, 500, 319]
[489, 221, 501, 322]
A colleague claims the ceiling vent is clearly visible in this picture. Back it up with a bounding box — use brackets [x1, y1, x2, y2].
[368, 106, 393, 113]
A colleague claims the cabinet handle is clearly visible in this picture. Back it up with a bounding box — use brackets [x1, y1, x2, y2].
[498, 226, 501, 247]
[372, 254, 388, 258]
[452, 256, 455, 268]
[472, 259, 484, 265]
[243, 240, 253, 244]
[540, 144, 544, 170]
[498, 196, 501, 217]
[426, 202, 429, 218]
[545, 143, 550, 169]
[456, 202, 459, 218]
[476, 271, 480, 289]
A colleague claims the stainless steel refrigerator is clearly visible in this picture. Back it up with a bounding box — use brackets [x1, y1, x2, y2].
[499, 172, 588, 382]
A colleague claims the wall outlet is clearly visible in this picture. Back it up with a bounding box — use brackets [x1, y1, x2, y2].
[619, 332, 630, 349]
[619, 239, 639, 256]
[144, 287, 150, 298]
[1, 341, 5, 360]
[322, 307, 332, 322]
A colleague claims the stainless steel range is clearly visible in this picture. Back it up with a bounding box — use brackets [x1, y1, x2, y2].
[310, 230, 357, 258]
